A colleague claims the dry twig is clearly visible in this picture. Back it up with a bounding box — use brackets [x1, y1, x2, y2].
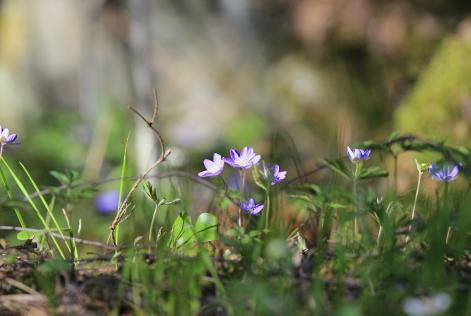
[109, 90, 171, 249]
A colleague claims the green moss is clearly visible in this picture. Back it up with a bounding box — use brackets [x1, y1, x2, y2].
[395, 36, 471, 145]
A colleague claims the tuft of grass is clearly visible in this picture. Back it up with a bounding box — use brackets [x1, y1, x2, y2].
[1, 158, 66, 259]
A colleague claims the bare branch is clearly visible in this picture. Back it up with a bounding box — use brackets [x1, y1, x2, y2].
[151, 88, 159, 122]
[110, 91, 170, 249]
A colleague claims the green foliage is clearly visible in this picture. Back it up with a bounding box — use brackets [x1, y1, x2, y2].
[194, 212, 218, 242]
[170, 212, 218, 251]
[395, 36, 471, 146]
[4, 133, 471, 315]
[322, 158, 388, 180]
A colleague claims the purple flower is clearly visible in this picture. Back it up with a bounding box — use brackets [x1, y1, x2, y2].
[96, 190, 121, 214]
[239, 198, 264, 216]
[224, 147, 261, 169]
[428, 163, 459, 183]
[0, 127, 17, 145]
[0, 126, 18, 156]
[347, 146, 371, 162]
[198, 153, 225, 177]
[263, 163, 287, 185]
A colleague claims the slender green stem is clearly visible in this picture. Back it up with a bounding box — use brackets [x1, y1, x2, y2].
[444, 182, 449, 209]
[148, 203, 160, 243]
[0, 164, 26, 228]
[444, 182, 450, 244]
[446, 226, 452, 245]
[238, 170, 246, 228]
[116, 134, 130, 252]
[62, 208, 79, 262]
[264, 189, 271, 230]
[352, 163, 360, 236]
[393, 154, 398, 194]
[219, 176, 229, 195]
[406, 170, 422, 244]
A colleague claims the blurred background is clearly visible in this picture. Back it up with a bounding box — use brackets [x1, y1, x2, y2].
[1, 0, 471, 240]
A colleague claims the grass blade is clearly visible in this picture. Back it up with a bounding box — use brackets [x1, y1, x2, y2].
[1, 158, 66, 259]
[115, 133, 130, 249]
[19, 162, 72, 254]
[0, 164, 26, 228]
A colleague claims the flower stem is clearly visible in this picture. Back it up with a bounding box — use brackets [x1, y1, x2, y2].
[353, 163, 360, 236]
[446, 226, 452, 245]
[148, 203, 160, 243]
[444, 182, 450, 244]
[393, 153, 398, 194]
[444, 182, 449, 208]
[238, 170, 246, 228]
[264, 189, 271, 230]
[406, 169, 423, 244]
[219, 176, 229, 195]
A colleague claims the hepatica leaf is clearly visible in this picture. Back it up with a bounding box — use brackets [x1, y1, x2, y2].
[358, 166, 389, 180]
[322, 159, 352, 180]
[50, 170, 70, 185]
[17, 231, 36, 240]
[171, 213, 194, 248]
[195, 213, 218, 242]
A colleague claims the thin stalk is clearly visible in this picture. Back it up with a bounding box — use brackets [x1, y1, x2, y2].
[148, 202, 160, 243]
[264, 189, 271, 230]
[62, 208, 79, 263]
[377, 225, 382, 247]
[444, 182, 450, 244]
[219, 176, 229, 195]
[444, 182, 449, 208]
[406, 169, 423, 244]
[446, 226, 452, 245]
[352, 163, 360, 236]
[0, 164, 26, 228]
[238, 170, 246, 227]
[115, 134, 130, 252]
[393, 153, 398, 194]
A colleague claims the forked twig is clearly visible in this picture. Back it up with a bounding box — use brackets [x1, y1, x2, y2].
[110, 89, 171, 249]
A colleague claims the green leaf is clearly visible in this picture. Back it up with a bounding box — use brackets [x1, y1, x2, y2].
[17, 231, 36, 240]
[288, 194, 313, 204]
[67, 170, 81, 182]
[50, 170, 70, 185]
[252, 167, 267, 191]
[328, 203, 349, 209]
[195, 213, 218, 242]
[171, 213, 194, 248]
[322, 159, 351, 180]
[414, 159, 429, 173]
[162, 198, 181, 206]
[357, 166, 389, 180]
[352, 140, 386, 151]
[304, 184, 323, 195]
[143, 181, 159, 203]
